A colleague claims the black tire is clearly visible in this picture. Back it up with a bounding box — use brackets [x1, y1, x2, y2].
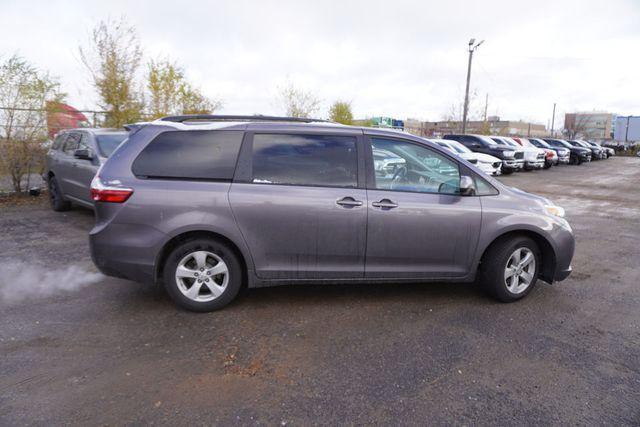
[501, 168, 514, 175]
[543, 161, 552, 169]
[479, 236, 540, 302]
[48, 176, 71, 212]
[163, 238, 243, 312]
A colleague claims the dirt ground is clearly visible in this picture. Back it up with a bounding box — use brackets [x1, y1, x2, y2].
[1, 157, 639, 425]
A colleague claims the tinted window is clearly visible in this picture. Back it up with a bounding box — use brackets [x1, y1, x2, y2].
[63, 133, 81, 154]
[372, 138, 460, 195]
[97, 133, 128, 157]
[132, 130, 243, 180]
[252, 134, 357, 188]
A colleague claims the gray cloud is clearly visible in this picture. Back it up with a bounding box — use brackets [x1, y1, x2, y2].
[2, 0, 639, 125]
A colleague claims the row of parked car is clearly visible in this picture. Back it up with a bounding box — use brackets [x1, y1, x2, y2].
[429, 134, 614, 176]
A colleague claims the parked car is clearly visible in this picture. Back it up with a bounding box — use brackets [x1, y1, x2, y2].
[569, 140, 604, 160]
[44, 128, 129, 210]
[580, 140, 608, 159]
[544, 138, 592, 165]
[430, 138, 502, 176]
[89, 115, 575, 312]
[443, 134, 524, 174]
[491, 136, 544, 170]
[529, 138, 571, 165]
[512, 137, 553, 169]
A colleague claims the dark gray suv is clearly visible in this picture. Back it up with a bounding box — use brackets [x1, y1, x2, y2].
[89, 115, 574, 312]
[44, 128, 128, 210]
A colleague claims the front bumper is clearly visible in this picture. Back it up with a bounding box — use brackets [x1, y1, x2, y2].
[557, 155, 570, 164]
[502, 159, 524, 170]
[525, 160, 545, 169]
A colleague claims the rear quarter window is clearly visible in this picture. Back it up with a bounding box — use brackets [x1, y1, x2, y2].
[132, 130, 243, 180]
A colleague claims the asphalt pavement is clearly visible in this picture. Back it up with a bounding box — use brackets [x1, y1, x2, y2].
[1, 157, 639, 425]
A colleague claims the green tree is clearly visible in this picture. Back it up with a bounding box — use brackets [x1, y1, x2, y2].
[146, 59, 222, 119]
[328, 101, 354, 125]
[0, 55, 65, 193]
[79, 18, 144, 127]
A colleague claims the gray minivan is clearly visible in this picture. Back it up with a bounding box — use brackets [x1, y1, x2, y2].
[44, 128, 128, 210]
[89, 116, 574, 312]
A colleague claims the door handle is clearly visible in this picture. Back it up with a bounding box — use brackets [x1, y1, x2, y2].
[372, 199, 398, 209]
[336, 197, 363, 207]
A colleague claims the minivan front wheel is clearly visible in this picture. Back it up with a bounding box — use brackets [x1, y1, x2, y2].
[163, 239, 242, 312]
[480, 236, 540, 302]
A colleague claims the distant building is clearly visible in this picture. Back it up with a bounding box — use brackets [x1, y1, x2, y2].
[405, 118, 547, 138]
[564, 112, 613, 139]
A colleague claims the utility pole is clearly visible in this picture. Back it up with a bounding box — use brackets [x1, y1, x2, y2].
[483, 93, 488, 121]
[462, 38, 484, 134]
[550, 103, 557, 137]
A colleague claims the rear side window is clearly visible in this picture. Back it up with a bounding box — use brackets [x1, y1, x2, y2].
[132, 130, 243, 180]
[252, 134, 357, 188]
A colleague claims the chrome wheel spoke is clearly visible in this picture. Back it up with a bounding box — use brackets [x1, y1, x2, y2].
[176, 265, 198, 279]
[519, 252, 534, 268]
[208, 262, 228, 276]
[204, 281, 225, 297]
[185, 281, 203, 300]
[192, 251, 209, 269]
[504, 267, 516, 281]
[520, 270, 533, 283]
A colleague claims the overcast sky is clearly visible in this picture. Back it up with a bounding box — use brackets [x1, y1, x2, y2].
[2, 0, 639, 127]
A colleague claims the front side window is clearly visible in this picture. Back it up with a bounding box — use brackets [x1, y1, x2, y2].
[132, 130, 243, 180]
[52, 134, 67, 150]
[252, 134, 358, 188]
[371, 138, 460, 195]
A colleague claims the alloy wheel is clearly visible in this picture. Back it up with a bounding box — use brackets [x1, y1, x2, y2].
[504, 247, 536, 294]
[175, 250, 229, 302]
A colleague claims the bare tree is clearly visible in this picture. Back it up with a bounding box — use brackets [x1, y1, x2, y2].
[146, 59, 222, 119]
[277, 81, 320, 118]
[0, 55, 64, 193]
[79, 17, 144, 127]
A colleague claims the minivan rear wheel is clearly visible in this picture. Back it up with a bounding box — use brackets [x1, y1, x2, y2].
[479, 236, 540, 302]
[163, 238, 242, 312]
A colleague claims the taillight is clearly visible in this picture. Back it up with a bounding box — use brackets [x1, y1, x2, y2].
[90, 175, 133, 203]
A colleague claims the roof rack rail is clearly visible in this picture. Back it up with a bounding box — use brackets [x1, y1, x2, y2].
[159, 114, 328, 123]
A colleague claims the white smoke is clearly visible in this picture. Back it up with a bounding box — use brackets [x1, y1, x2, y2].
[0, 260, 104, 304]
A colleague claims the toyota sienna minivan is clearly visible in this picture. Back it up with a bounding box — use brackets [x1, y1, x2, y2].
[89, 115, 574, 312]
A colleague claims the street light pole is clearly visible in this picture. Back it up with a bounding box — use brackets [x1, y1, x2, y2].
[462, 39, 484, 134]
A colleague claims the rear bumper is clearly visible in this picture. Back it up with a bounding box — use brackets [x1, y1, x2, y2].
[89, 221, 163, 284]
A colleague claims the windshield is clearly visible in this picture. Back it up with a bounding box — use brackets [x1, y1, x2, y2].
[553, 139, 572, 148]
[449, 141, 472, 154]
[532, 138, 550, 148]
[96, 133, 128, 157]
[478, 135, 497, 146]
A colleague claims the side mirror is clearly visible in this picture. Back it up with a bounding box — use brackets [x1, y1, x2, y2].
[459, 175, 477, 196]
[74, 148, 94, 161]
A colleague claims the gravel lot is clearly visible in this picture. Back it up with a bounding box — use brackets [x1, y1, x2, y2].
[1, 157, 639, 425]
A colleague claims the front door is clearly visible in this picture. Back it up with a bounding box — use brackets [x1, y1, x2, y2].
[230, 132, 367, 280]
[365, 136, 482, 279]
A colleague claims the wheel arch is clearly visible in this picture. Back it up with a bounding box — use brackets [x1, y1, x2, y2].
[479, 229, 557, 283]
[154, 230, 250, 290]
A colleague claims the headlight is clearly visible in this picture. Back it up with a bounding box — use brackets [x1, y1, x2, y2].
[544, 204, 565, 218]
[503, 150, 515, 158]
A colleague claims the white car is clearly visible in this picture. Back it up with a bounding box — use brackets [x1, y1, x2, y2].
[492, 136, 544, 170]
[430, 138, 502, 176]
